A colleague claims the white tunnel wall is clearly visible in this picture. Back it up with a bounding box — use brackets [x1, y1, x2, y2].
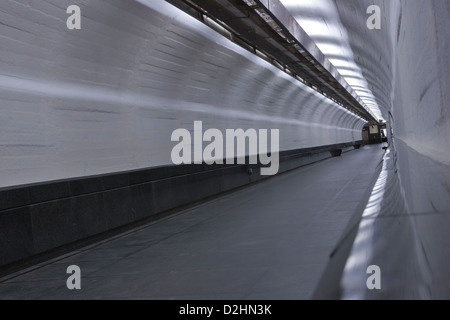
[332, 0, 449, 164]
[392, 0, 449, 164]
[0, 0, 366, 188]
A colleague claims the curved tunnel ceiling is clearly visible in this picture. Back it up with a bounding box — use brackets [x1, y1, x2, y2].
[0, 0, 447, 187]
[280, 0, 385, 121]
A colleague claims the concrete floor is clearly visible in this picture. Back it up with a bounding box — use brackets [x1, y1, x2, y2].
[0, 145, 384, 300]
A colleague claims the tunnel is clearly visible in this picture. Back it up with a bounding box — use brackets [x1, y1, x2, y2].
[0, 0, 448, 301]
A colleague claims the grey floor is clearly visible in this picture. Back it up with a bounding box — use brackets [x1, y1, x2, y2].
[0, 145, 384, 300]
